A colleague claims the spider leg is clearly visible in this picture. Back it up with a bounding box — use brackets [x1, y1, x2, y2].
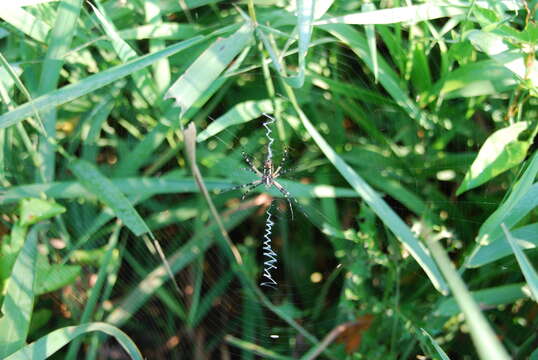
[241, 180, 263, 200]
[241, 151, 263, 176]
[272, 180, 297, 221]
[219, 180, 262, 194]
[273, 147, 289, 177]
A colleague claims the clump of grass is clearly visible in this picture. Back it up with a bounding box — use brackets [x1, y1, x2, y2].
[1, 0, 537, 359]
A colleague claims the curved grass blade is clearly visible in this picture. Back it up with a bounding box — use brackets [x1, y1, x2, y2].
[0, 36, 205, 129]
[225, 335, 293, 360]
[90, 1, 158, 104]
[283, 85, 448, 294]
[165, 23, 254, 118]
[435, 283, 527, 317]
[421, 328, 451, 360]
[475, 152, 538, 245]
[68, 159, 149, 237]
[501, 224, 538, 302]
[0, 225, 40, 358]
[0, 6, 51, 43]
[427, 239, 510, 360]
[37, 0, 83, 182]
[196, 99, 278, 142]
[456, 122, 533, 195]
[465, 223, 538, 268]
[4, 323, 143, 360]
[67, 158, 182, 296]
[285, 0, 314, 88]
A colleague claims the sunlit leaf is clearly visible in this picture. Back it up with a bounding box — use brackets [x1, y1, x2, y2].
[457, 122, 532, 195]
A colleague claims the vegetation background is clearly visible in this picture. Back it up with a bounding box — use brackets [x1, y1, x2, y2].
[0, 0, 537, 359]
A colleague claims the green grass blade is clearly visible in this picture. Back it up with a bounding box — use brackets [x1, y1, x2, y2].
[0, 36, 205, 129]
[37, 0, 83, 182]
[435, 283, 527, 317]
[144, 0, 171, 92]
[165, 23, 253, 118]
[0, 177, 357, 204]
[285, 0, 314, 88]
[421, 328, 451, 360]
[435, 59, 516, 99]
[362, 2, 378, 82]
[68, 159, 149, 236]
[284, 86, 448, 294]
[476, 152, 538, 245]
[501, 224, 538, 302]
[0, 6, 51, 43]
[0, 225, 40, 358]
[319, 24, 429, 128]
[196, 99, 277, 142]
[315, 3, 467, 25]
[225, 335, 293, 360]
[117, 23, 200, 40]
[427, 239, 510, 360]
[457, 122, 533, 195]
[90, 2, 158, 104]
[466, 223, 538, 268]
[4, 322, 143, 360]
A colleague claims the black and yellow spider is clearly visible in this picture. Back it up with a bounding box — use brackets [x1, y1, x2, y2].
[227, 148, 298, 219]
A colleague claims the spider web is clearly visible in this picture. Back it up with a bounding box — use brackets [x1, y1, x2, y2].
[2, 15, 515, 360]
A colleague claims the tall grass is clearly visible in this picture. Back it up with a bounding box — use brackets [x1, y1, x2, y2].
[0, 0, 537, 359]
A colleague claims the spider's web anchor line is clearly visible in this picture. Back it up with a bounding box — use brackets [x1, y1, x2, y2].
[260, 205, 278, 288]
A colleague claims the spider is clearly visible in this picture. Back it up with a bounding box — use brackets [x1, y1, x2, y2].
[226, 147, 298, 220]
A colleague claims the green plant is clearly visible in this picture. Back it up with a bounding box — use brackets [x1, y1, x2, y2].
[1, 0, 537, 359]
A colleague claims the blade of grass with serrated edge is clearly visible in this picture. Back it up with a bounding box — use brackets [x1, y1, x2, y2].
[318, 23, 430, 128]
[285, 0, 314, 88]
[164, 22, 253, 118]
[501, 224, 538, 302]
[282, 84, 448, 294]
[90, 2, 158, 104]
[0, 36, 205, 129]
[197, 99, 278, 142]
[426, 239, 510, 360]
[37, 0, 83, 182]
[4, 323, 143, 360]
[0, 225, 40, 358]
[421, 328, 451, 360]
